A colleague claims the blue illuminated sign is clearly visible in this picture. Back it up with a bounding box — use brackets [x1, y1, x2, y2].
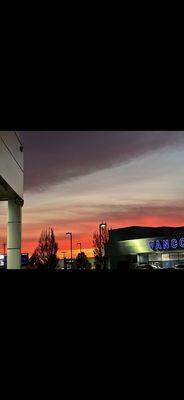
[149, 237, 184, 252]
[163, 239, 169, 250]
[155, 240, 162, 251]
[179, 238, 184, 248]
[171, 239, 177, 249]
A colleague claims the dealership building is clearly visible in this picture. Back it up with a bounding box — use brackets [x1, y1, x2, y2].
[109, 226, 184, 270]
[0, 131, 24, 269]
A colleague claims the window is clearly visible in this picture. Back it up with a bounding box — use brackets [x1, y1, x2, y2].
[149, 253, 162, 262]
[162, 253, 170, 261]
[179, 252, 184, 260]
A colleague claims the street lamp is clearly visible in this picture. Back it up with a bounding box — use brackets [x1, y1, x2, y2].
[99, 222, 107, 270]
[77, 242, 82, 253]
[66, 232, 72, 266]
[99, 223, 106, 256]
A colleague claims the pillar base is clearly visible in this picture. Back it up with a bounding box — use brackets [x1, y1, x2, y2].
[7, 199, 22, 269]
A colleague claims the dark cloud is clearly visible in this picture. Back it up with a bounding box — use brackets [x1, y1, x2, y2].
[20, 131, 184, 191]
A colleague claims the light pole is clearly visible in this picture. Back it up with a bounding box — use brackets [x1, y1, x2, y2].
[99, 222, 107, 269]
[77, 242, 82, 254]
[62, 251, 66, 270]
[66, 232, 72, 267]
[99, 223, 106, 256]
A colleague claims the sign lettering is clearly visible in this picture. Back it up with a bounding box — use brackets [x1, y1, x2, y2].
[149, 237, 184, 251]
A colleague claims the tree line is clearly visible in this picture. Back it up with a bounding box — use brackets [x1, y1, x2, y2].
[28, 223, 109, 270]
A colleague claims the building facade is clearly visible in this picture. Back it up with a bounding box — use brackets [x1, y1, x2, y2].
[0, 132, 24, 269]
[109, 226, 184, 270]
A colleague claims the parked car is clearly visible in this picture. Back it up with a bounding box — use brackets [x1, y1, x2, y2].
[174, 264, 184, 270]
[135, 263, 161, 270]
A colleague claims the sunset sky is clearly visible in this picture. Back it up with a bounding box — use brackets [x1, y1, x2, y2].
[1, 131, 184, 258]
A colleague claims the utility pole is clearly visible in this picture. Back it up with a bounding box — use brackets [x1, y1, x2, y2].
[99, 222, 107, 270]
[77, 242, 82, 253]
[66, 232, 73, 267]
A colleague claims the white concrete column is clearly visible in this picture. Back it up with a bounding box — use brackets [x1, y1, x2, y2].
[7, 199, 22, 269]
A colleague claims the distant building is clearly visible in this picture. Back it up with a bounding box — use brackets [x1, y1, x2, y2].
[57, 256, 95, 270]
[109, 226, 184, 270]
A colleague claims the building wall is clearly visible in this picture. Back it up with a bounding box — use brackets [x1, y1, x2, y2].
[109, 226, 184, 270]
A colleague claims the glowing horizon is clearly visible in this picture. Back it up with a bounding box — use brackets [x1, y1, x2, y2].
[1, 131, 184, 259]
